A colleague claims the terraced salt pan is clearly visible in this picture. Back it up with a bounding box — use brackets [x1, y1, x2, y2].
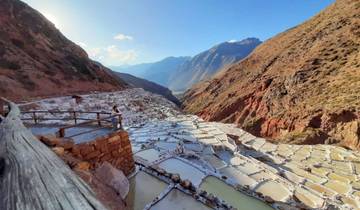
[219, 166, 258, 188]
[216, 149, 233, 164]
[294, 187, 324, 209]
[199, 176, 273, 210]
[126, 171, 168, 210]
[135, 149, 162, 163]
[236, 162, 262, 175]
[150, 189, 211, 210]
[131, 144, 142, 153]
[184, 143, 203, 152]
[245, 138, 266, 150]
[254, 180, 292, 202]
[157, 158, 205, 186]
[155, 142, 178, 151]
[202, 155, 227, 169]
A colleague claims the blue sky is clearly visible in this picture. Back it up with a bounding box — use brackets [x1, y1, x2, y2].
[23, 0, 334, 66]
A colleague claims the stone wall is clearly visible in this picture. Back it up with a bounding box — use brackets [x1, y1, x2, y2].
[72, 131, 135, 175]
[39, 130, 135, 176]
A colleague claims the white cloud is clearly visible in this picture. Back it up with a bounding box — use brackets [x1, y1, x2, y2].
[85, 45, 137, 65]
[228, 39, 237, 43]
[114, 33, 134, 41]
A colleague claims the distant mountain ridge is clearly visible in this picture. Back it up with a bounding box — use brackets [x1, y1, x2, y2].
[113, 38, 261, 92]
[114, 72, 180, 105]
[0, 0, 127, 101]
[111, 56, 190, 87]
[169, 38, 262, 91]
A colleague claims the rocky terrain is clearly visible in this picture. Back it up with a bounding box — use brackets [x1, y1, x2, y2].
[183, 0, 360, 150]
[0, 0, 127, 102]
[169, 38, 262, 92]
[115, 72, 180, 105]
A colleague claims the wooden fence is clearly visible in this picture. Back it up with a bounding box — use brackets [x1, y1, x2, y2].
[20, 110, 123, 138]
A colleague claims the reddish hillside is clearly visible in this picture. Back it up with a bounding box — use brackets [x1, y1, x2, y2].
[183, 0, 360, 149]
[0, 0, 127, 101]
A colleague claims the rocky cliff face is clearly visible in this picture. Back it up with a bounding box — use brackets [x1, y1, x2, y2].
[0, 0, 127, 101]
[169, 38, 261, 92]
[183, 0, 360, 150]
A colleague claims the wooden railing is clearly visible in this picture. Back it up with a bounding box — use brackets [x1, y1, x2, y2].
[20, 110, 123, 138]
[20, 110, 113, 125]
[58, 114, 122, 138]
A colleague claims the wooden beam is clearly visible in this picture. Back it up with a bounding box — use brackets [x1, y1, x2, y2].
[0, 99, 107, 210]
[0, 99, 3, 116]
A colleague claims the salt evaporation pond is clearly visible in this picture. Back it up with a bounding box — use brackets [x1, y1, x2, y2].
[158, 158, 205, 185]
[126, 171, 168, 210]
[199, 176, 274, 210]
[202, 154, 227, 169]
[219, 166, 257, 188]
[135, 149, 161, 163]
[150, 189, 212, 210]
[155, 142, 178, 151]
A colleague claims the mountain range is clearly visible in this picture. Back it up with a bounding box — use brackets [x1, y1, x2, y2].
[183, 0, 360, 149]
[169, 38, 262, 91]
[0, 0, 127, 101]
[113, 38, 261, 92]
[111, 56, 190, 87]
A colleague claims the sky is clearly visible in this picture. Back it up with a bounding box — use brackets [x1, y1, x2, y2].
[22, 0, 334, 66]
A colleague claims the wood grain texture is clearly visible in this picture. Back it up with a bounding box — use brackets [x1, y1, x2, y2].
[0, 99, 108, 210]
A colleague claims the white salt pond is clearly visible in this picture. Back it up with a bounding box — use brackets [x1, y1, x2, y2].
[219, 166, 258, 188]
[199, 176, 273, 210]
[155, 142, 178, 151]
[157, 158, 205, 185]
[135, 149, 162, 163]
[126, 171, 168, 210]
[202, 155, 227, 169]
[150, 189, 212, 210]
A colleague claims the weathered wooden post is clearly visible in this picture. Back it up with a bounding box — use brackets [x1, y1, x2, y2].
[73, 111, 77, 124]
[97, 113, 101, 126]
[0, 99, 4, 116]
[0, 98, 107, 209]
[33, 111, 38, 124]
[59, 128, 65, 138]
[118, 114, 123, 129]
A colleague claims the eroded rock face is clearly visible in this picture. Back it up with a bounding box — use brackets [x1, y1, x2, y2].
[330, 120, 360, 150]
[94, 162, 130, 200]
[183, 0, 360, 149]
[0, 0, 127, 101]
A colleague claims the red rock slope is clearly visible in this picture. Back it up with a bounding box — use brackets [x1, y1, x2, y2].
[183, 0, 360, 149]
[0, 0, 127, 101]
